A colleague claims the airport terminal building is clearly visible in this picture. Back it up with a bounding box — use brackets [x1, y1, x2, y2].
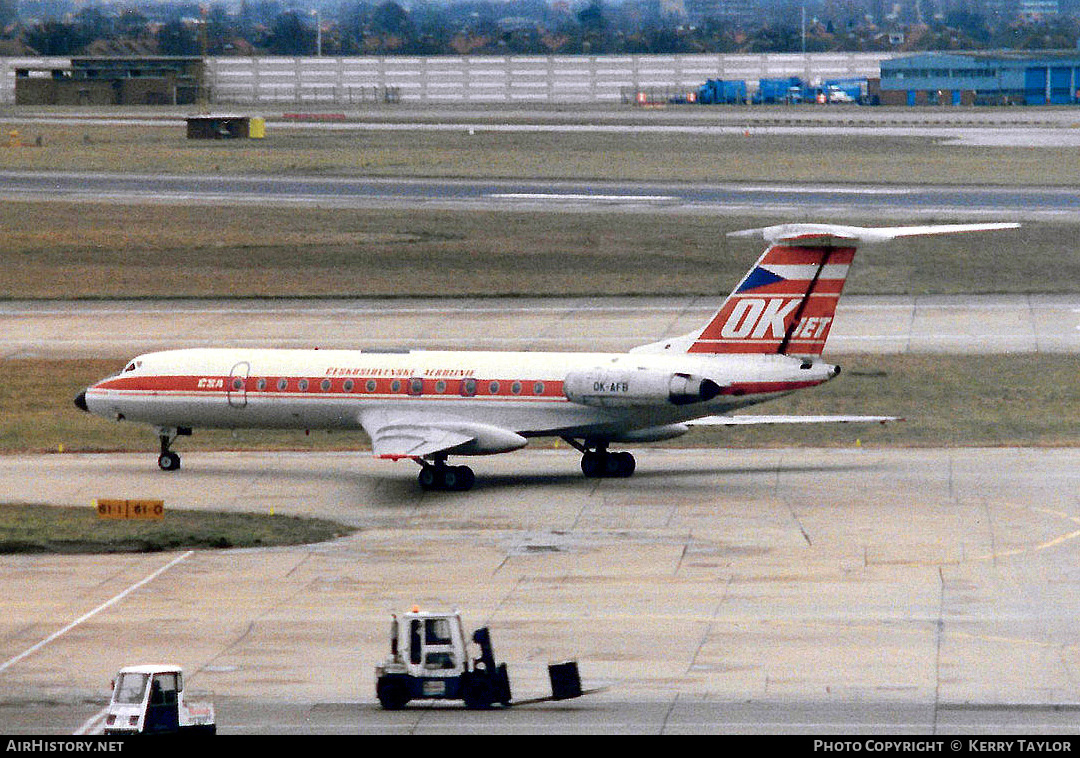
[879, 50, 1080, 106]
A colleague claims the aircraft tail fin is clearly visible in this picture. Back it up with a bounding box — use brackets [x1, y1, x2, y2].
[631, 222, 1019, 357]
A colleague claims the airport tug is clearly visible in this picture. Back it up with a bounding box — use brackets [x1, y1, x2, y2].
[103, 665, 216, 735]
[375, 608, 586, 710]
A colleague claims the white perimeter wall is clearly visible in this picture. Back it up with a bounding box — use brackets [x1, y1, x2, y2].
[207, 53, 887, 105]
[1, 53, 889, 105]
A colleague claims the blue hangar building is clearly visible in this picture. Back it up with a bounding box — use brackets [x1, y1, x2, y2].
[879, 51, 1080, 106]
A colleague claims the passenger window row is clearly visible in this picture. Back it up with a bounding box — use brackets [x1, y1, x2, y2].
[233, 377, 552, 396]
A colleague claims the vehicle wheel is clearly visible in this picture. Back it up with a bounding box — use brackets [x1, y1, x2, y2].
[157, 452, 180, 471]
[603, 451, 623, 476]
[418, 467, 438, 491]
[615, 452, 636, 477]
[452, 466, 475, 491]
[462, 675, 493, 710]
[441, 466, 459, 491]
[376, 677, 410, 710]
[581, 452, 602, 478]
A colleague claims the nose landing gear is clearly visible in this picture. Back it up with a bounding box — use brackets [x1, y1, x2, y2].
[155, 427, 190, 472]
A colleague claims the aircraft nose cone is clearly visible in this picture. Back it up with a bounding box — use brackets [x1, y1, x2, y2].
[74, 391, 88, 412]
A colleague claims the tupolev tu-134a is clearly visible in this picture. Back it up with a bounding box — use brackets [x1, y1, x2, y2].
[75, 222, 1018, 492]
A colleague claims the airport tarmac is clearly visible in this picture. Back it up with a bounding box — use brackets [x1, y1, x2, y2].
[1, 447, 1079, 734]
[2, 294, 1078, 360]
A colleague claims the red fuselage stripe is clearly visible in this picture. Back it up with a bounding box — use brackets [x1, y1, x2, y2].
[92, 375, 820, 400]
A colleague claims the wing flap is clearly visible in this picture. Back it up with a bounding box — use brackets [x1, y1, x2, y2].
[368, 422, 475, 458]
[360, 409, 527, 458]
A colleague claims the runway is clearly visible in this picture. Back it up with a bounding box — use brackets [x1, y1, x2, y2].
[0, 170, 1074, 219]
[1, 448, 1079, 734]
[3, 294, 1078, 359]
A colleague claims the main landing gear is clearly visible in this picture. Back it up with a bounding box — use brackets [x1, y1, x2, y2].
[416, 456, 476, 492]
[155, 426, 190, 472]
[563, 438, 636, 478]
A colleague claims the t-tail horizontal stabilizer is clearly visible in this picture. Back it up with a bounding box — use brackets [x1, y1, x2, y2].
[727, 222, 1021, 246]
[632, 221, 1019, 356]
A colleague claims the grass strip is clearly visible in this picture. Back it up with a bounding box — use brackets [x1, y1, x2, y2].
[0, 502, 354, 555]
[0, 202, 1067, 298]
[6, 122, 1080, 186]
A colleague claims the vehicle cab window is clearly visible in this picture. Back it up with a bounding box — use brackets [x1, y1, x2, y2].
[425, 618, 452, 645]
[409, 620, 422, 665]
[422, 618, 456, 671]
[424, 652, 456, 670]
[114, 673, 148, 704]
[150, 673, 179, 705]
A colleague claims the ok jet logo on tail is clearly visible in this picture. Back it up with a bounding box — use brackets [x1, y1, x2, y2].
[721, 298, 800, 339]
[721, 297, 833, 341]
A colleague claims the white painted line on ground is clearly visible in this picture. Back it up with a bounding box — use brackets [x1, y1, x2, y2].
[732, 185, 913, 195]
[74, 709, 107, 736]
[0, 551, 194, 676]
[490, 193, 677, 202]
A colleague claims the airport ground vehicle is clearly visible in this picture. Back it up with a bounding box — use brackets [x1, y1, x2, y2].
[102, 665, 216, 735]
[825, 85, 856, 103]
[375, 609, 585, 709]
[375, 609, 512, 709]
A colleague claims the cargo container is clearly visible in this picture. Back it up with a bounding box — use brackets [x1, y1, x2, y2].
[696, 79, 747, 104]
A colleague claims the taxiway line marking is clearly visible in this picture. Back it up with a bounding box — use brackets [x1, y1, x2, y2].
[0, 551, 194, 676]
[490, 192, 676, 202]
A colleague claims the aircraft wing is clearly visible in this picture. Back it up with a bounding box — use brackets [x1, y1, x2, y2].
[359, 409, 527, 459]
[688, 414, 901, 426]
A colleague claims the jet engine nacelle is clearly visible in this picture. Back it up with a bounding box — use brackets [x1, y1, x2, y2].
[563, 369, 721, 408]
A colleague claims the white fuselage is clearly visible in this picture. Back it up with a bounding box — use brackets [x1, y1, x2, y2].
[82, 347, 836, 447]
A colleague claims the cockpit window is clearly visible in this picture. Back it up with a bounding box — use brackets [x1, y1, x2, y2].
[122, 360, 143, 373]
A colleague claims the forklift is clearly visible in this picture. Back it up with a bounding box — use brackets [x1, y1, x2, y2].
[375, 608, 588, 710]
[375, 608, 512, 709]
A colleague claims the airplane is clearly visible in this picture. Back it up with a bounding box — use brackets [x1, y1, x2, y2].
[74, 221, 1017, 491]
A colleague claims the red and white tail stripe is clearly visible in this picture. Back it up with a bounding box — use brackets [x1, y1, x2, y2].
[689, 239, 853, 355]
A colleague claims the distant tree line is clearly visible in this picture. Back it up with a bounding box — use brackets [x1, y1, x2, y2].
[1, 0, 1079, 56]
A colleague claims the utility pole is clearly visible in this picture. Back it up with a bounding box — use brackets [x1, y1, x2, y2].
[801, 5, 806, 53]
[198, 4, 209, 108]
